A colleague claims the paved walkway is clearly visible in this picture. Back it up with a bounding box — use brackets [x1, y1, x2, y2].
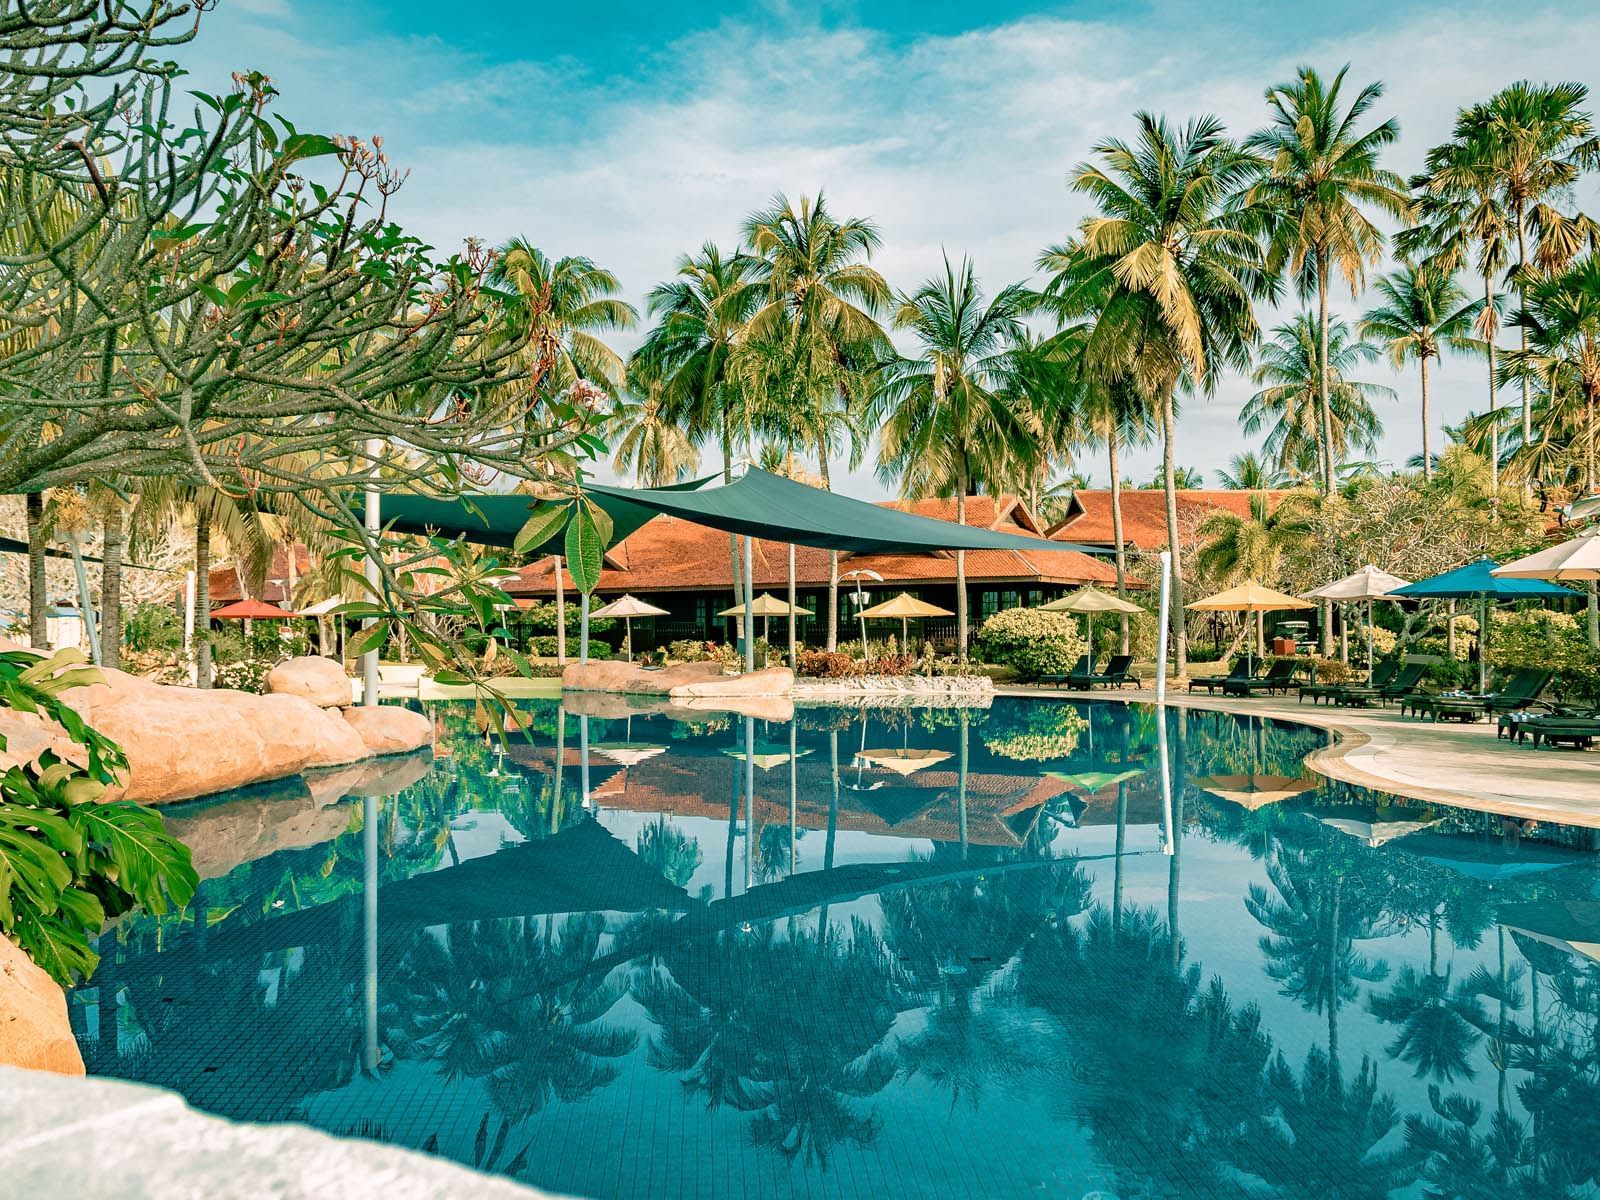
[1004, 686, 1600, 830]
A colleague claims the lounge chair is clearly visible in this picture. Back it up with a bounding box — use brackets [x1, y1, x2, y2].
[1333, 657, 1434, 708]
[1188, 658, 1258, 694]
[1500, 709, 1600, 748]
[1223, 657, 1304, 696]
[1040, 654, 1094, 688]
[1408, 668, 1554, 723]
[1299, 659, 1396, 705]
[1079, 653, 1138, 689]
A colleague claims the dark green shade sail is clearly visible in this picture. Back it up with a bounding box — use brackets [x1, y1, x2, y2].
[583, 468, 1106, 555]
[1389, 557, 1572, 601]
[376, 468, 1106, 556]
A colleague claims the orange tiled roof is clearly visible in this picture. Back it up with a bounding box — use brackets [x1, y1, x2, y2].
[1049, 489, 1292, 551]
[207, 545, 312, 604]
[506, 495, 1127, 597]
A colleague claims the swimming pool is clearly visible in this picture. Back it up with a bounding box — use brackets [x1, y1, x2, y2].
[71, 697, 1600, 1198]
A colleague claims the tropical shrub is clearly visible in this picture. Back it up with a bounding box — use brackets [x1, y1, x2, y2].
[982, 703, 1088, 761]
[123, 603, 183, 654]
[0, 647, 197, 985]
[974, 608, 1087, 681]
[1488, 608, 1600, 706]
[1308, 656, 1354, 684]
[517, 601, 616, 636]
[796, 650, 860, 678]
[527, 635, 612, 660]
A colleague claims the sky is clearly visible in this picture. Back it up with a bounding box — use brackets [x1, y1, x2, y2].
[182, 0, 1600, 499]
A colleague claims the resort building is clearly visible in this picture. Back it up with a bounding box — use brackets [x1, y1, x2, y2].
[1047, 488, 1292, 550]
[502, 494, 1126, 648]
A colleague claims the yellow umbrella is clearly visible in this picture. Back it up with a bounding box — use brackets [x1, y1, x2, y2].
[717, 592, 803, 644]
[1187, 581, 1314, 673]
[853, 747, 952, 777]
[1040, 586, 1143, 655]
[1195, 773, 1321, 811]
[856, 591, 953, 649]
[589, 593, 670, 662]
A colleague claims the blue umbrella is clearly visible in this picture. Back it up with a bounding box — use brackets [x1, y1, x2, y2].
[1391, 558, 1572, 690]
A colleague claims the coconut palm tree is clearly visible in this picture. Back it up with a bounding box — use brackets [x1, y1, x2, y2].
[604, 360, 700, 487]
[1046, 113, 1265, 675]
[1360, 263, 1483, 480]
[1242, 314, 1392, 484]
[1217, 450, 1286, 490]
[1503, 254, 1600, 495]
[740, 193, 889, 651]
[1459, 82, 1600, 444]
[635, 243, 763, 597]
[869, 254, 1038, 659]
[1196, 490, 1315, 654]
[1242, 65, 1412, 497]
[490, 240, 637, 395]
[1403, 136, 1514, 489]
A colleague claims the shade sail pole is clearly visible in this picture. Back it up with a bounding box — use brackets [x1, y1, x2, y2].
[787, 543, 797, 665]
[1155, 551, 1171, 705]
[743, 536, 754, 672]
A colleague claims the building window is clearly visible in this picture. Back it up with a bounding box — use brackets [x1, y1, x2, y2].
[1001, 589, 1021, 610]
[980, 591, 999, 620]
[694, 596, 707, 634]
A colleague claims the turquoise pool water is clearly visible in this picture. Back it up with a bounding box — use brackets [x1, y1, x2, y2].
[71, 697, 1600, 1198]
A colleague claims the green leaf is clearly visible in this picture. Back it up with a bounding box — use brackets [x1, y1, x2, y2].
[564, 505, 606, 595]
[279, 132, 341, 165]
[512, 502, 571, 556]
[345, 620, 391, 661]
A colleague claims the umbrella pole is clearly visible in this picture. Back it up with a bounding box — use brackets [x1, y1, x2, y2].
[902, 616, 909, 650]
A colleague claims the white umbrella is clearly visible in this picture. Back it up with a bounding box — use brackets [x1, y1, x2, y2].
[1303, 565, 1412, 674]
[589, 593, 670, 662]
[1492, 528, 1600, 580]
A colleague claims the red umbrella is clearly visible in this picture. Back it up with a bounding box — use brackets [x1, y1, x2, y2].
[210, 598, 300, 620]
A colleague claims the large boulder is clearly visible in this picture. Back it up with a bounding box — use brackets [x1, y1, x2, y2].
[64, 670, 365, 803]
[668, 666, 793, 698]
[342, 705, 433, 756]
[562, 660, 727, 695]
[299, 703, 370, 769]
[0, 934, 83, 1076]
[266, 656, 353, 708]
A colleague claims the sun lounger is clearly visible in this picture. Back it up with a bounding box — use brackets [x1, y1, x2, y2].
[1223, 657, 1304, 696]
[1298, 660, 1396, 705]
[1079, 653, 1137, 689]
[1333, 657, 1432, 708]
[1500, 709, 1600, 748]
[1188, 659, 1257, 694]
[1040, 654, 1094, 687]
[1409, 668, 1554, 722]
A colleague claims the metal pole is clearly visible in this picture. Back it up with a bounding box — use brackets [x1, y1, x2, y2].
[580, 590, 591, 664]
[787, 543, 797, 665]
[788, 720, 798, 875]
[553, 554, 567, 664]
[1155, 551, 1172, 705]
[743, 536, 755, 672]
[743, 714, 755, 891]
[361, 790, 379, 1072]
[1157, 706, 1174, 857]
[580, 713, 592, 809]
[67, 534, 101, 665]
[362, 437, 381, 708]
[957, 709, 969, 860]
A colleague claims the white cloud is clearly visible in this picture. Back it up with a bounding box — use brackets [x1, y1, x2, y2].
[182, 0, 1600, 493]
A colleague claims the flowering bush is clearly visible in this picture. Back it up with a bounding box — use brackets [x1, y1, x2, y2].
[1307, 656, 1353, 684]
[973, 608, 1086, 681]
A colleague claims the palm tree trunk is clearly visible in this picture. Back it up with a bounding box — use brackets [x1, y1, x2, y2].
[1159, 386, 1188, 675]
[1317, 260, 1335, 496]
[1516, 207, 1532, 445]
[1586, 389, 1596, 496]
[1109, 428, 1129, 654]
[723, 418, 741, 632]
[195, 504, 213, 689]
[1420, 353, 1433, 481]
[25, 490, 47, 648]
[820, 455, 838, 653]
[100, 503, 124, 671]
[1485, 271, 1500, 493]
[955, 478, 969, 662]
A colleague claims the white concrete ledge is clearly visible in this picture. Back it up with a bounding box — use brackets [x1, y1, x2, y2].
[0, 1066, 562, 1199]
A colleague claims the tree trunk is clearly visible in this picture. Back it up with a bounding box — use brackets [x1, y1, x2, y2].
[1315, 260, 1335, 495]
[1516, 207, 1532, 445]
[1159, 387, 1188, 675]
[821, 456, 838, 653]
[25, 490, 47, 648]
[1588, 581, 1598, 650]
[195, 505, 213, 689]
[1485, 271, 1499, 493]
[100, 503, 125, 671]
[1419, 353, 1433, 481]
[1109, 428, 1130, 654]
[955, 486, 969, 662]
[1587, 389, 1596, 496]
[723, 419, 741, 629]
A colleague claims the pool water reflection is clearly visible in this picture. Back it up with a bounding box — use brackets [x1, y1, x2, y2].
[72, 698, 1600, 1198]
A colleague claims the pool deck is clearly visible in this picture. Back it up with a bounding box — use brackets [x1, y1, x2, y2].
[1006, 686, 1600, 830]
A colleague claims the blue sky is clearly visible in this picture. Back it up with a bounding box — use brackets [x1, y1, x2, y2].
[190, 0, 1600, 497]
